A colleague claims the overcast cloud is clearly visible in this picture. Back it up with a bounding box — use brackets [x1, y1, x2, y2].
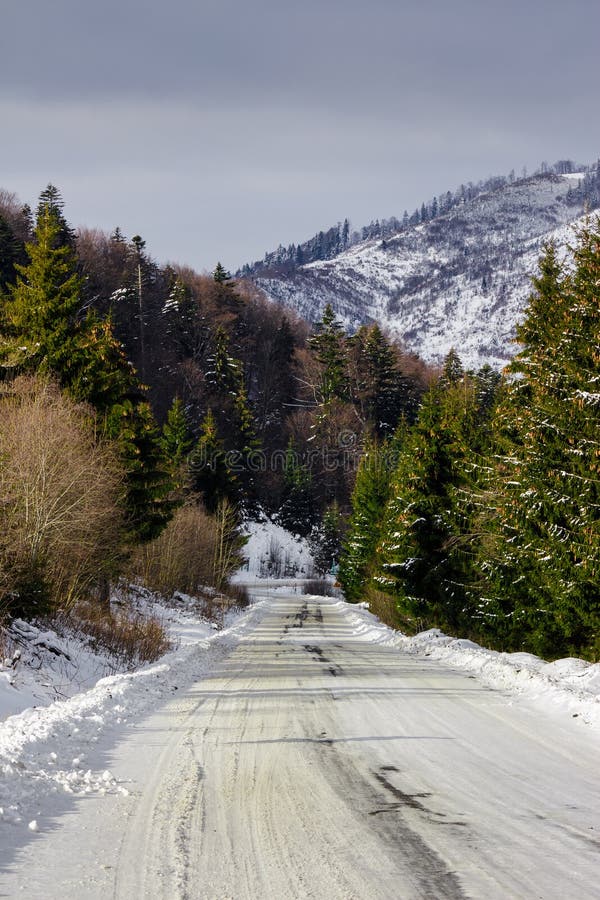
[1, 0, 599, 271]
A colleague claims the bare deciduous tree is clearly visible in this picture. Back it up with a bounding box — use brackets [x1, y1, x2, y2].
[129, 501, 217, 598]
[129, 498, 245, 598]
[0, 376, 125, 613]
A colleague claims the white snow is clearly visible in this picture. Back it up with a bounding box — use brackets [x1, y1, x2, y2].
[256, 174, 595, 370]
[0, 595, 269, 833]
[233, 516, 315, 580]
[0, 588, 221, 720]
[339, 601, 600, 729]
[2, 580, 599, 853]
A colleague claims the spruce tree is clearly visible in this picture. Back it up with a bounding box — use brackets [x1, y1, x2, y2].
[188, 409, 237, 513]
[310, 502, 344, 576]
[231, 378, 263, 506]
[349, 325, 416, 435]
[71, 321, 175, 544]
[36, 184, 75, 248]
[162, 271, 210, 368]
[374, 378, 483, 631]
[440, 347, 465, 387]
[277, 439, 314, 535]
[308, 304, 348, 403]
[474, 364, 502, 416]
[129, 235, 147, 383]
[204, 325, 262, 500]
[487, 231, 600, 657]
[254, 315, 297, 435]
[1, 204, 83, 375]
[0, 215, 22, 292]
[338, 439, 394, 601]
[213, 262, 232, 284]
[115, 400, 173, 543]
[206, 326, 240, 395]
[160, 396, 194, 495]
[362, 325, 399, 433]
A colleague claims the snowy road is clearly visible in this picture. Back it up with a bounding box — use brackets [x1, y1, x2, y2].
[2, 592, 600, 899]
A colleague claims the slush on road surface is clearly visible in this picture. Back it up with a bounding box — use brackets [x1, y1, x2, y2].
[2, 591, 599, 899]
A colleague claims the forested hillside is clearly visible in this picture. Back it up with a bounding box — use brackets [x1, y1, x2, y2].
[0, 184, 432, 629]
[0, 182, 598, 661]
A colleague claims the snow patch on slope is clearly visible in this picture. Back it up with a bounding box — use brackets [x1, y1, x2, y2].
[0, 589, 224, 722]
[234, 517, 314, 579]
[256, 174, 592, 369]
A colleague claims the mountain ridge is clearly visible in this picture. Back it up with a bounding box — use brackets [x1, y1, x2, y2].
[244, 166, 600, 369]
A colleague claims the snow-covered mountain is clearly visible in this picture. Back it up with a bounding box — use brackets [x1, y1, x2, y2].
[251, 172, 595, 369]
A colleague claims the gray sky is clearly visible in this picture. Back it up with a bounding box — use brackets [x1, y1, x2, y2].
[1, 0, 599, 272]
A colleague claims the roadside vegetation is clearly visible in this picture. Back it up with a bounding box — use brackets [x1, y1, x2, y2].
[0, 188, 254, 659]
[339, 224, 600, 661]
[59, 599, 172, 669]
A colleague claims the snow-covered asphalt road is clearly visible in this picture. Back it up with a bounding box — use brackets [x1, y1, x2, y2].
[3, 592, 600, 899]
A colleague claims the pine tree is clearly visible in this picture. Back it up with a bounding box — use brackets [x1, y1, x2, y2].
[486, 230, 600, 657]
[188, 409, 237, 513]
[310, 502, 344, 575]
[374, 379, 483, 631]
[338, 439, 394, 600]
[277, 439, 314, 535]
[1, 204, 83, 375]
[308, 304, 348, 403]
[160, 396, 194, 494]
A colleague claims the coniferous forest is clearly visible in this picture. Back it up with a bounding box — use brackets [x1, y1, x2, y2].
[340, 233, 600, 660]
[0, 184, 599, 660]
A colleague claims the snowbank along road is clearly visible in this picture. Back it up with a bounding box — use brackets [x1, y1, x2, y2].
[2, 591, 600, 899]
